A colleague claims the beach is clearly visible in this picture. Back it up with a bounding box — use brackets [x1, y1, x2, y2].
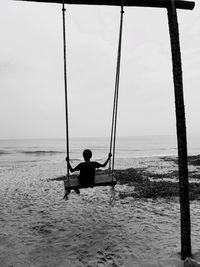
[1, 137, 200, 266]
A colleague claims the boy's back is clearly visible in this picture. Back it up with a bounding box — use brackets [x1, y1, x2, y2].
[76, 161, 101, 186]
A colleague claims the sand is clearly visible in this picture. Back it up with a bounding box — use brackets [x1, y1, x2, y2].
[1, 155, 200, 266]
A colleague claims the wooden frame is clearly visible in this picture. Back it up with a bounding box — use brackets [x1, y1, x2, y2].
[15, 0, 194, 10]
[14, 0, 195, 260]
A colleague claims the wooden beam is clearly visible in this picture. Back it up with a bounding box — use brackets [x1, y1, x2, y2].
[14, 0, 195, 10]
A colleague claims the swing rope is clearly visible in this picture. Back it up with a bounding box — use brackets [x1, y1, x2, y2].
[61, 0, 124, 193]
[109, 0, 125, 177]
[62, 0, 70, 185]
[109, 0, 124, 206]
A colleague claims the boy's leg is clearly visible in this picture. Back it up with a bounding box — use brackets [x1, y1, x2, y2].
[63, 186, 71, 200]
[73, 176, 81, 194]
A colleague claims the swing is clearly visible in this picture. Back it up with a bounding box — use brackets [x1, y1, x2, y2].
[61, 0, 124, 193]
[56, 173, 116, 189]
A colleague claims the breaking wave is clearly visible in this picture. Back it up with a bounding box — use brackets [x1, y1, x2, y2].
[19, 150, 65, 155]
[0, 150, 10, 155]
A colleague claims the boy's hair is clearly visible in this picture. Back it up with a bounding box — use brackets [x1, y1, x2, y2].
[83, 149, 92, 159]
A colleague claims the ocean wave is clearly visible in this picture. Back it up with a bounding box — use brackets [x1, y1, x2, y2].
[19, 150, 65, 155]
[0, 150, 10, 155]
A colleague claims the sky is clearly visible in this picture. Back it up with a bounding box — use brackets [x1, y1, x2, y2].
[0, 0, 199, 139]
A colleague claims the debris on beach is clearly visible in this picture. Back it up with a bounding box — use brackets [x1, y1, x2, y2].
[184, 257, 200, 267]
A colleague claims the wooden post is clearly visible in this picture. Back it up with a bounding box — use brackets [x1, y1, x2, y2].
[167, 2, 191, 260]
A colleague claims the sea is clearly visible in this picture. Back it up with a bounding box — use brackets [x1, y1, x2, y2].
[1, 135, 200, 267]
[1, 135, 200, 167]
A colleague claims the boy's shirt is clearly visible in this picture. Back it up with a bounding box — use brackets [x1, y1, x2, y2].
[75, 161, 101, 185]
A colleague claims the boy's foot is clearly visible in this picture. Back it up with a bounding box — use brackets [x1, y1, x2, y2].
[63, 189, 71, 200]
[74, 188, 80, 194]
[63, 193, 69, 200]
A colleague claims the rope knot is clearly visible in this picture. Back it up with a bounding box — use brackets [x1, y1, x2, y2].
[62, 7, 66, 11]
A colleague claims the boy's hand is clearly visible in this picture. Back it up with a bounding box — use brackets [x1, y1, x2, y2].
[65, 156, 69, 162]
[108, 153, 112, 159]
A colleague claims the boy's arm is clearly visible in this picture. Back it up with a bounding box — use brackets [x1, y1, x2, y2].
[99, 153, 112, 168]
[65, 157, 77, 173]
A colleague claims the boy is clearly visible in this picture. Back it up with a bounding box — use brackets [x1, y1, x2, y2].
[64, 149, 112, 197]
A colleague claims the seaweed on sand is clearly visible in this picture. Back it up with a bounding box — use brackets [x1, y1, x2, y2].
[162, 154, 200, 167]
[134, 179, 179, 199]
[188, 155, 200, 166]
[114, 168, 200, 200]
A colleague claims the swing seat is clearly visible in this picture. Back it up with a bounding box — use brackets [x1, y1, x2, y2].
[62, 173, 116, 190]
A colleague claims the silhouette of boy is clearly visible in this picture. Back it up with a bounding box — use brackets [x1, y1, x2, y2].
[65, 149, 112, 196]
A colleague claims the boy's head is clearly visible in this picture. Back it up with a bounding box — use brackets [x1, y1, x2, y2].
[83, 149, 92, 160]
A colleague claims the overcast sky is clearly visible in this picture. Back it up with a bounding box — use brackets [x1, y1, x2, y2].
[0, 0, 199, 139]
